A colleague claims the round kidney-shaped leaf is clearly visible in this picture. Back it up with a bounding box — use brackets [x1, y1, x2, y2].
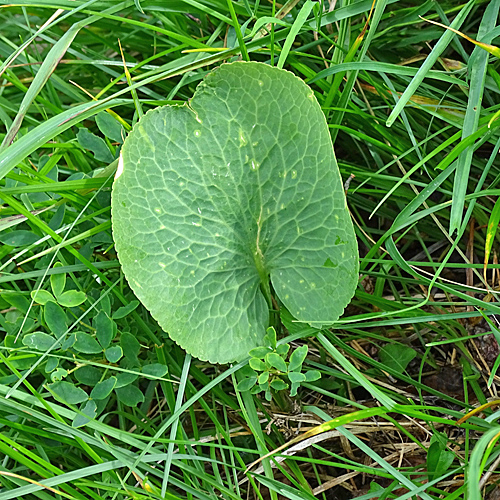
[112, 61, 358, 364]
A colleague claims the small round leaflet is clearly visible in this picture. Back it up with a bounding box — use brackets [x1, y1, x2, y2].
[111, 61, 358, 364]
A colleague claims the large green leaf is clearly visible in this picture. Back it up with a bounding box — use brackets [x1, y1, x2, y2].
[112, 61, 358, 364]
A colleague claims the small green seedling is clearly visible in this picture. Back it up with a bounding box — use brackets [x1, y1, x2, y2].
[426, 431, 455, 481]
[237, 327, 321, 402]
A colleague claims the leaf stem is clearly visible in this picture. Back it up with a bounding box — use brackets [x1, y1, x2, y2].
[254, 252, 272, 307]
[254, 206, 272, 307]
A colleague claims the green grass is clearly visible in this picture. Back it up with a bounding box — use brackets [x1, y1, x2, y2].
[0, 0, 499, 499]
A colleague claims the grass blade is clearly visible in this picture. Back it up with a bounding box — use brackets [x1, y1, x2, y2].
[1, 25, 81, 148]
[309, 60, 464, 86]
[317, 333, 396, 408]
[0, 99, 128, 181]
[484, 196, 500, 279]
[449, 0, 500, 234]
[385, 0, 475, 128]
[277, 0, 313, 69]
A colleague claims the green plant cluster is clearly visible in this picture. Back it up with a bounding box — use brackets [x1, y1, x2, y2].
[237, 327, 321, 401]
[2, 261, 168, 427]
[0, 0, 498, 498]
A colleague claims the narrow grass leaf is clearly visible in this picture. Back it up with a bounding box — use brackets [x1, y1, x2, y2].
[0, 0, 104, 79]
[1, 25, 80, 148]
[255, 476, 316, 500]
[309, 61, 464, 85]
[467, 426, 500, 500]
[386, 0, 475, 128]
[0, 207, 51, 231]
[226, 0, 249, 61]
[328, 0, 388, 142]
[161, 354, 191, 495]
[246, 406, 387, 471]
[277, 0, 314, 69]
[450, 0, 500, 234]
[317, 333, 396, 408]
[421, 16, 500, 58]
[310, 0, 399, 28]
[484, 196, 500, 278]
[337, 427, 435, 500]
[117, 39, 143, 118]
[0, 99, 128, 182]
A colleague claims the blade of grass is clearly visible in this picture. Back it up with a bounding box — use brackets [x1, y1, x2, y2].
[467, 426, 500, 500]
[161, 354, 191, 496]
[0, 0, 105, 78]
[484, 196, 500, 280]
[317, 333, 396, 408]
[1, 24, 82, 148]
[449, 0, 500, 234]
[309, 60, 464, 86]
[0, 99, 129, 182]
[277, 0, 313, 69]
[385, 0, 475, 128]
[226, 0, 250, 61]
[328, 0, 389, 143]
[1, 2, 132, 148]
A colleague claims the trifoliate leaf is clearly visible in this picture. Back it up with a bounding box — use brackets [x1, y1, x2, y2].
[112, 300, 139, 320]
[0, 230, 39, 246]
[266, 352, 287, 372]
[96, 112, 124, 143]
[73, 400, 97, 427]
[95, 310, 114, 348]
[142, 363, 168, 378]
[288, 345, 308, 372]
[50, 263, 66, 298]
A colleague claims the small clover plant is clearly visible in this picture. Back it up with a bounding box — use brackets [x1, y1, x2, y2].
[112, 61, 359, 364]
[8, 261, 170, 424]
[237, 327, 321, 402]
